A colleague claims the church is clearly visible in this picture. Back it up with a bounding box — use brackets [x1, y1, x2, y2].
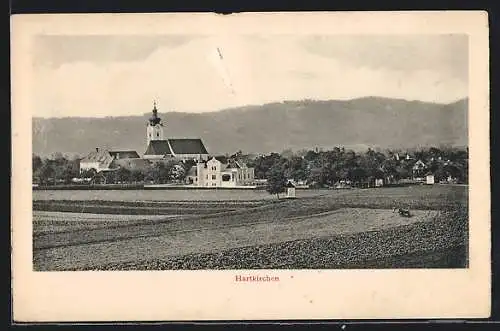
[142, 102, 210, 161]
[79, 101, 255, 187]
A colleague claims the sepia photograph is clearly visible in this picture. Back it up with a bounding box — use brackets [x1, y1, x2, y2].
[12, 12, 490, 321]
[31, 33, 470, 272]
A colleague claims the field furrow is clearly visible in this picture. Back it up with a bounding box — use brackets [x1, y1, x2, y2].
[34, 208, 440, 270]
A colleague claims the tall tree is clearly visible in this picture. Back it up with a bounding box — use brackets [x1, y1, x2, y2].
[32, 154, 42, 172]
[266, 165, 287, 199]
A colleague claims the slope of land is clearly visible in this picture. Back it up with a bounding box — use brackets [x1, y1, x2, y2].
[33, 97, 468, 157]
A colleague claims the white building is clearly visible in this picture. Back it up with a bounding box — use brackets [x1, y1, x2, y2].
[186, 157, 255, 187]
[285, 181, 296, 198]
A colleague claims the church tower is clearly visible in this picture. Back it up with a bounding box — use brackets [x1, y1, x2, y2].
[146, 100, 164, 145]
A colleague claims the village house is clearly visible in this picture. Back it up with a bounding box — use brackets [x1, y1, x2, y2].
[412, 159, 427, 179]
[186, 156, 255, 187]
[79, 148, 149, 174]
[142, 102, 209, 162]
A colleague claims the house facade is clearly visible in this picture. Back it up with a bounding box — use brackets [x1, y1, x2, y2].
[186, 157, 255, 187]
[79, 148, 115, 173]
[412, 159, 427, 179]
[80, 148, 147, 173]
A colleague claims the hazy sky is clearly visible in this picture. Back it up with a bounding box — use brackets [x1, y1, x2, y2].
[33, 34, 468, 117]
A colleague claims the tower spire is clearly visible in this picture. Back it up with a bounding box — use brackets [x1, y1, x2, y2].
[149, 99, 162, 126]
[146, 99, 164, 145]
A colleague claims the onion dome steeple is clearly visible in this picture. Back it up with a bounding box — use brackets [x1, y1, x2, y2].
[148, 100, 163, 126]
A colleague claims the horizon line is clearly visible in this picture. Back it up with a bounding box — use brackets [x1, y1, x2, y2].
[32, 95, 469, 120]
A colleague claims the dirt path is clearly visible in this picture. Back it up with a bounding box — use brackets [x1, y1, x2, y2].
[34, 211, 180, 222]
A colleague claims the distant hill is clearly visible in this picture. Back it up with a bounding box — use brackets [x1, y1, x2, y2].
[32, 97, 468, 158]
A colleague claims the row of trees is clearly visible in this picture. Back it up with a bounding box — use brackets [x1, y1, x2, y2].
[32, 146, 468, 187]
[251, 146, 468, 187]
[33, 153, 194, 185]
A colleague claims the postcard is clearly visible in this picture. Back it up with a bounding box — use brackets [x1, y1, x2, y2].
[11, 11, 490, 321]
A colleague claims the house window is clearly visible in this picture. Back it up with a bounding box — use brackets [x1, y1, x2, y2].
[206, 175, 208, 180]
[212, 183, 216, 186]
[222, 174, 231, 182]
[231, 174, 235, 181]
[156, 132, 159, 137]
[212, 175, 216, 180]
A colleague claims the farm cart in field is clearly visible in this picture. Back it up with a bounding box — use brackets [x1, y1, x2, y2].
[393, 207, 412, 217]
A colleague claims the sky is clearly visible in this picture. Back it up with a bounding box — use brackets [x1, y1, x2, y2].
[33, 34, 468, 118]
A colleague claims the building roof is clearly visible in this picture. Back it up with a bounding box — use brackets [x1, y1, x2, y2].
[168, 139, 208, 155]
[412, 160, 427, 170]
[109, 150, 140, 159]
[144, 139, 208, 156]
[226, 160, 242, 169]
[111, 158, 150, 170]
[144, 140, 173, 156]
[186, 166, 197, 177]
[211, 155, 228, 164]
[80, 149, 114, 168]
[286, 181, 296, 188]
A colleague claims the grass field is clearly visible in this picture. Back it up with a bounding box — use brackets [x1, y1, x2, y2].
[32, 185, 468, 271]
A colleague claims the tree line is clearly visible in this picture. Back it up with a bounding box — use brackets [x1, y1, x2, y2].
[32, 146, 468, 187]
[248, 146, 468, 187]
[32, 152, 195, 185]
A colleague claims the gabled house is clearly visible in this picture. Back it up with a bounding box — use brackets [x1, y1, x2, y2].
[186, 156, 255, 187]
[79, 148, 115, 173]
[412, 159, 427, 179]
[80, 148, 145, 173]
[412, 159, 426, 170]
